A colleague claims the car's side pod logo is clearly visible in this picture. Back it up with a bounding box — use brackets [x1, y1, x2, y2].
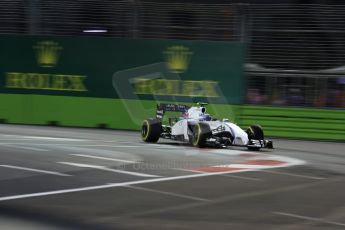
[213, 125, 226, 133]
[33, 41, 62, 68]
[164, 46, 193, 73]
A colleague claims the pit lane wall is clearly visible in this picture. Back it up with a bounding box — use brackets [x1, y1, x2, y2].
[0, 35, 344, 141]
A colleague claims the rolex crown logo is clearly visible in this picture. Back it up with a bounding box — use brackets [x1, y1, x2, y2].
[164, 46, 193, 73]
[33, 41, 62, 67]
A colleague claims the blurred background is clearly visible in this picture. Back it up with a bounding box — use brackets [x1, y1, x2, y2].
[0, 1, 345, 229]
[1, 0, 345, 108]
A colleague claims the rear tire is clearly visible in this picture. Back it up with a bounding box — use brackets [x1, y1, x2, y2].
[246, 125, 264, 151]
[141, 119, 161, 143]
[191, 123, 212, 148]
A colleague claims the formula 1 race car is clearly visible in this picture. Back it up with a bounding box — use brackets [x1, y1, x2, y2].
[141, 103, 273, 150]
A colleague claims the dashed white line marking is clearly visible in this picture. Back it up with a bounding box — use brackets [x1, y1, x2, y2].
[146, 144, 181, 149]
[0, 143, 141, 148]
[58, 162, 159, 178]
[220, 174, 263, 181]
[0, 153, 307, 202]
[0, 164, 71, 177]
[123, 181, 337, 218]
[63, 144, 141, 148]
[70, 154, 137, 164]
[4, 145, 49, 152]
[107, 145, 141, 148]
[215, 164, 268, 169]
[57, 146, 143, 161]
[173, 168, 205, 174]
[209, 149, 261, 156]
[125, 185, 210, 202]
[175, 168, 262, 181]
[273, 212, 345, 227]
[263, 170, 326, 180]
[0, 184, 117, 202]
[1, 134, 84, 141]
[0, 167, 263, 201]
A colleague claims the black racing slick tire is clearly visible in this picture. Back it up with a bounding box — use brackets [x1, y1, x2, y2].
[246, 124, 264, 140]
[246, 124, 264, 151]
[141, 119, 161, 143]
[191, 123, 212, 148]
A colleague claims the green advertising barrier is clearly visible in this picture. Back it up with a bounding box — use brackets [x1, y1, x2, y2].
[0, 93, 344, 141]
[0, 34, 244, 136]
[0, 35, 343, 141]
[239, 106, 345, 141]
[0, 93, 239, 129]
[0, 35, 245, 104]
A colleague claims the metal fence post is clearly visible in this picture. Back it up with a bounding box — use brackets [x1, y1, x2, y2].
[28, 0, 40, 35]
[130, 0, 141, 39]
[236, 3, 249, 43]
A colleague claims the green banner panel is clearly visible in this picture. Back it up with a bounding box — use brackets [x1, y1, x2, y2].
[0, 93, 343, 141]
[239, 106, 345, 141]
[1, 35, 342, 141]
[0, 35, 245, 104]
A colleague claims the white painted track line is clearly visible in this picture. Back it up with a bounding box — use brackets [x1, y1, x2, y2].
[175, 168, 262, 181]
[262, 170, 326, 180]
[220, 174, 263, 181]
[208, 149, 261, 156]
[57, 146, 143, 162]
[0, 152, 307, 202]
[62, 145, 140, 148]
[1, 134, 85, 141]
[0, 168, 261, 202]
[0, 143, 140, 148]
[70, 154, 137, 164]
[58, 162, 159, 178]
[144, 144, 182, 149]
[125, 185, 210, 202]
[173, 168, 205, 174]
[215, 164, 267, 169]
[273, 212, 345, 227]
[0, 164, 71, 177]
[4, 145, 49, 152]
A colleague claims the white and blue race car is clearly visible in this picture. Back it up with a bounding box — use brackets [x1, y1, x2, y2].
[141, 103, 273, 150]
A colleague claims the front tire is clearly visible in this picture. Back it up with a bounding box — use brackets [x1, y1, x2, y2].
[246, 124, 264, 151]
[141, 119, 161, 143]
[191, 123, 212, 148]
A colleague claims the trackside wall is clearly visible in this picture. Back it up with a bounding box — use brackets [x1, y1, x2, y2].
[0, 35, 343, 141]
[0, 94, 344, 141]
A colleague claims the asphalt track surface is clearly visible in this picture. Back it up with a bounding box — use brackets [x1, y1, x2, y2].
[0, 124, 344, 230]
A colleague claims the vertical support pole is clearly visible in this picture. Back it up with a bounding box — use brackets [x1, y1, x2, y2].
[28, 0, 40, 35]
[236, 3, 249, 43]
[130, 0, 140, 38]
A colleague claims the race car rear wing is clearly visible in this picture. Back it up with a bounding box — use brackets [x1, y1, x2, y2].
[156, 103, 190, 120]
